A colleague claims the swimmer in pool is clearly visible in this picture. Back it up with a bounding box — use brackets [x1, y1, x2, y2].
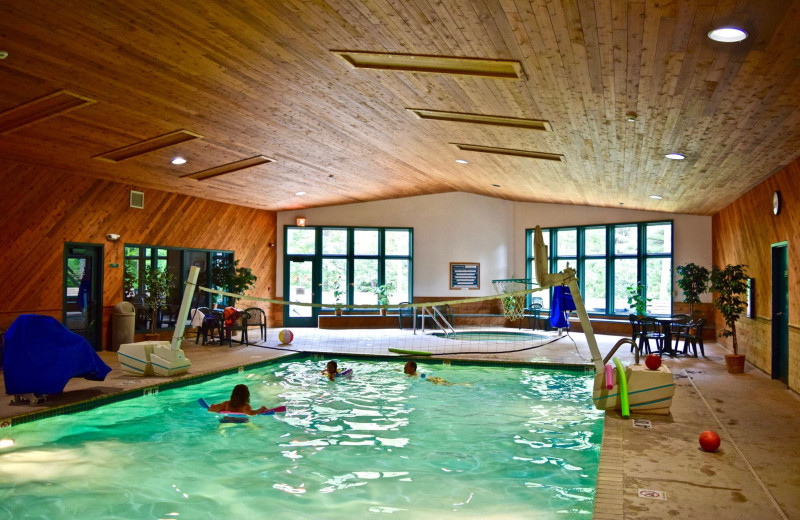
[402, 361, 470, 386]
[322, 360, 341, 381]
[207, 384, 267, 415]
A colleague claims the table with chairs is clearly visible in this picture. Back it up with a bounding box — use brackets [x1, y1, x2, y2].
[629, 313, 705, 357]
[191, 306, 268, 347]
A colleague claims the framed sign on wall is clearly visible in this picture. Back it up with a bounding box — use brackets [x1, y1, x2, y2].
[450, 262, 480, 290]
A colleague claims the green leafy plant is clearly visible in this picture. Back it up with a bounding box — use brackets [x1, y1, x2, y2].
[332, 274, 344, 305]
[626, 282, 651, 317]
[710, 264, 749, 355]
[123, 262, 138, 298]
[210, 258, 257, 306]
[141, 265, 176, 333]
[373, 283, 394, 306]
[676, 263, 710, 317]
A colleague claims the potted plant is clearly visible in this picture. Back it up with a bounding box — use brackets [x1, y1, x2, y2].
[676, 263, 710, 318]
[710, 264, 749, 373]
[373, 283, 394, 316]
[626, 282, 651, 317]
[332, 275, 345, 316]
[141, 265, 176, 337]
[210, 258, 257, 307]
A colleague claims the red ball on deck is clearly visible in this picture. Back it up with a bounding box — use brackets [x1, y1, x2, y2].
[645, 354, 662, 370]
[699, 431, 721, 452]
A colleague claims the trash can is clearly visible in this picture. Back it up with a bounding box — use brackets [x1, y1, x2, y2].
[111, 301, 136, 351]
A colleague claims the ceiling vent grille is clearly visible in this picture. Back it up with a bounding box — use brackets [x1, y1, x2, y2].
[0, 90, 96, 135]
[332, 51, 523, 79]
[130, 190, 144, 209]
[452, 143, 564, 162]
[409, 109, 552, 131]
[94, 130, 203, 162]
[181, 155, 274, 180]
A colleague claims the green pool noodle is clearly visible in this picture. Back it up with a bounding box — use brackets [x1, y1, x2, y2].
[612, 357, 630, 418]
[388, 348, 432, 356]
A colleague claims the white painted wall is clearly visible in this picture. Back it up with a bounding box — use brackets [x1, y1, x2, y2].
[277, 193, 712, 302]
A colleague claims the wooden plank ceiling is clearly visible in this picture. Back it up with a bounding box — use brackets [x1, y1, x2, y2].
[1, 0, 799, 215]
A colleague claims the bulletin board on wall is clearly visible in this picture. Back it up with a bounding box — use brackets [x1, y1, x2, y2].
[450, 262, 480, 290]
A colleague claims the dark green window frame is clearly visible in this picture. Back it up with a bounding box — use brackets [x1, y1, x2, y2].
[284, 225, 413, 306]
[123, 244, 234, 331]
[525, 220, 673, 316]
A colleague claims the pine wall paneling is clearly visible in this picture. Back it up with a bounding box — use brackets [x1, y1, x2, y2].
[712, 157, 800, 391]
[0, 162, 277, 349]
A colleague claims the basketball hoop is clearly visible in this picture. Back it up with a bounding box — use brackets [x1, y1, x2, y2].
[492, 278, 533, 321]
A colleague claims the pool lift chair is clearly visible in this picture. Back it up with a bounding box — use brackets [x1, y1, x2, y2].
[531, 226, 675, 416]
[117, 267, 199, 377]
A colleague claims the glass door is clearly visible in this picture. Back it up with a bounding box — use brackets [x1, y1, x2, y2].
[285, 257, 317, 327]
[63, 243, 103, 350]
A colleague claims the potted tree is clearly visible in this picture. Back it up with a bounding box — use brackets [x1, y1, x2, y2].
[676, 263, 710, 318]
[373, 283, 394, 316]
[141, 265, 176, 338]
[210, 258, 257, 307]
[710, 264, 749, 373]
[626, 282, 651, 317]
[332, 274, 345, 316]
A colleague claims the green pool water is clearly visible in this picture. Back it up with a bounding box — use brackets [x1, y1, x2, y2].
[0, 359, 603, 519]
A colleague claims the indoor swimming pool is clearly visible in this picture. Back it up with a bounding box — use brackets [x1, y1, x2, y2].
[0, 357, 603, 519]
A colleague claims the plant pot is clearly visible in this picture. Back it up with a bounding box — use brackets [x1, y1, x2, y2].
[380, 308, 387, 317]
[725, 354, 745, 374]
[335, 308, 342, 317]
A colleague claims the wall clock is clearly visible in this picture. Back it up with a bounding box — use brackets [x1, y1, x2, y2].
[773, 191, 782, 215]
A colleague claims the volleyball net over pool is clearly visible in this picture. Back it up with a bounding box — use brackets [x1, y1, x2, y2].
[192, 283, 590, 361]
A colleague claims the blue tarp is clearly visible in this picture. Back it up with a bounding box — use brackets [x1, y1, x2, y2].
[3, 314, 111, 395]
[550, 286, 576, 328]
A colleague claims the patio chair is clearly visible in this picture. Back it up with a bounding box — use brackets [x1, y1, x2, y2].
[675, 318, 706, 357]
[243, 307, 267, 343]
[628, 314, 643, 351]
[638, 317, 665, 355]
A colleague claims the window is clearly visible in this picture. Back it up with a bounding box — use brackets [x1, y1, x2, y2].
[285, 226, 413, 306]
[526, 221, 673, 315]
[124, 244, 233, 331]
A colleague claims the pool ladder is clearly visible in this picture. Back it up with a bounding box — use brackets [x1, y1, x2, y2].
[414, 305, 455, 338]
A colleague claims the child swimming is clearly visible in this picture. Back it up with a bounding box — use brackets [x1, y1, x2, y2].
[207, 384, 267, 415]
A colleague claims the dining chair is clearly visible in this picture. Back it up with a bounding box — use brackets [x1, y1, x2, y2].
[243, 307, 267, 343]
[638, 317, 666, 354]
[669, 313, 693, 353]
[675, 318, 706, 357]
[193, 306, 219, 345]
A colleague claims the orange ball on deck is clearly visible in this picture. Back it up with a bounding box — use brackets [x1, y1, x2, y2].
[699, 430, 721, 452]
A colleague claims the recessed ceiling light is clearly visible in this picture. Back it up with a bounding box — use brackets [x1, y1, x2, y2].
[0, 51, 8, 60]
[171, 156, 187, 165]
[455, 159, 469, 164]
[665, 153, 685, 160]
[295, 191, 306, 196]
[625, 113, 637, 122]
[708, 27, 747, 42]
[650, 195, 663, 200]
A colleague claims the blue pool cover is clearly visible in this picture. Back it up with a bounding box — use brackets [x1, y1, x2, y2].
[3, 314, 111, 395]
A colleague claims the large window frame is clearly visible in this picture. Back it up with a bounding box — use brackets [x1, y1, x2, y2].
[123, 244, 234, 331]
[284, 225, 413, 308]
[526, 220, 673, 316]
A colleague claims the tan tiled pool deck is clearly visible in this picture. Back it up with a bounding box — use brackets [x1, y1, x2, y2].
[1, 330, 798, 519]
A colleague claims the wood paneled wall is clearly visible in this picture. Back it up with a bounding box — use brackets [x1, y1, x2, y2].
[712, 156, 800, 391]
[0, 161, 277, 348]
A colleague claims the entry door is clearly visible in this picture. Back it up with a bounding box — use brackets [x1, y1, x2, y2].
[284, 257, 318, 327]
[64, 244, 104, 350]
[771, 243, 789, 383]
